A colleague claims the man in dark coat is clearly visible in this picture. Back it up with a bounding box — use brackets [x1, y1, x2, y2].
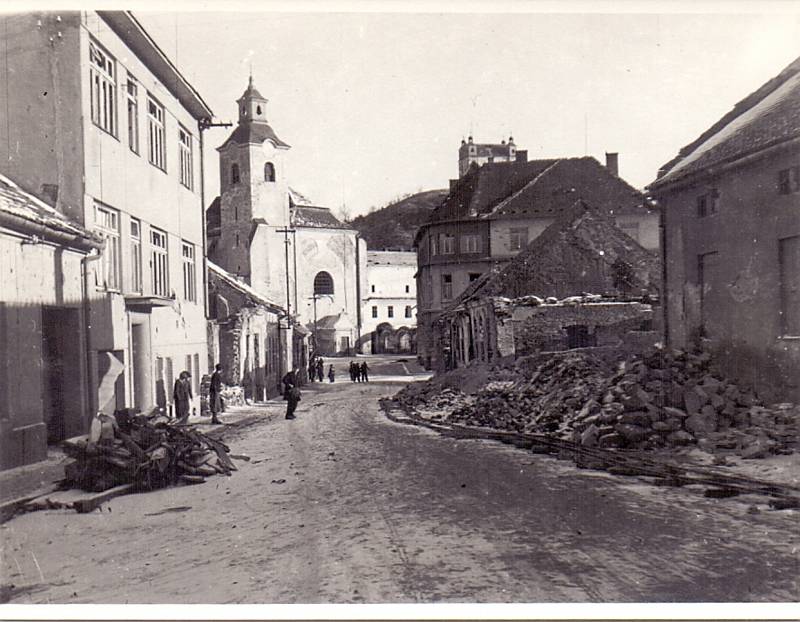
[209, 363, 223, 425]
[360, 361, 369, 382]
[349, 361, 357, 382]
[283, 367, 301, 420]
[174, 371, 193, 424]
[308, 357, 316, 383]
[316, 357, 324, 382]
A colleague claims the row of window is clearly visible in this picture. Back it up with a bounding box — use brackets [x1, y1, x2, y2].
[90, 40, 194, 190]
[371, 305, 414, 319]
[370, 284, 412, 294]
[697, 168, 798, 218]
[229, 162, 275, 187]
[429, 232, 482, 257]
[94, 202, 197, 302]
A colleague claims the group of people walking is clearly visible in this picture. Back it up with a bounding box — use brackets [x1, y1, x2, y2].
[348, 360, 370, 382]
[172, 363, 225, 425]
[307, 356, 336, 383]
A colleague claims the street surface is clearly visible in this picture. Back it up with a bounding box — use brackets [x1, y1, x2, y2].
[1, 358, 798, 603]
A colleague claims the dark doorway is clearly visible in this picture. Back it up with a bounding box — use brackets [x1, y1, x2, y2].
[566, 324, 595, 349]
[41, 307, 83, 442]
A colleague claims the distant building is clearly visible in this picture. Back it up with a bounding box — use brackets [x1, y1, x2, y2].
[434, 202, 659, 371]
[1, 12, 213, 420]
[361, 251, 417, 354]
[207, 79, 367, 356]
[0, 174, 103, 470]
[458, 136, 520, 177]
[415, 144, 658, 369]
[649, 55, 800, 402]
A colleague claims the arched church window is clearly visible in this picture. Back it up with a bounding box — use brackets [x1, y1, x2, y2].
[256, 105, 262, 115]
[231, 163, 240, 184]
[264, 162, 275, 182]
[313, 271, 334, 295]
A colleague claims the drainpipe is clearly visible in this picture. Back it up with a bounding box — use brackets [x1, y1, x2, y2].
[198, 121, 210, 320]
[81, 250, 103, 418]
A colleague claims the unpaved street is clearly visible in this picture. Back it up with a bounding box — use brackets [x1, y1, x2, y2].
[2, 372, 798, 603]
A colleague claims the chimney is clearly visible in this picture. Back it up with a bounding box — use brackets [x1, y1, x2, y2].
[605, 152, 619, 177]
[515, 150, 528, 163]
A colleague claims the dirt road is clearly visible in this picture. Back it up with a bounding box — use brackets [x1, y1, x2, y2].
[2, 373, 798, 603]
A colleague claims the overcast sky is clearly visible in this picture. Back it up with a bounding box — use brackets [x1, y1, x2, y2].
[134, 6, 800, 217]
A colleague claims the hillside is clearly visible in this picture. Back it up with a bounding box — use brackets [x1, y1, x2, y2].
[350, 189, 447, 250]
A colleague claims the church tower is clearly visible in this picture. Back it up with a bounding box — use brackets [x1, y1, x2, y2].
[214, 77, 291, 292]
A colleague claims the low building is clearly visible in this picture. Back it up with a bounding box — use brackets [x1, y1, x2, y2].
[415, 143, 658, 368]
[649, 55, 800, 402]
[433, 202, 659, 370]
[207, 262, 305, 403]
[360, 251, 417, 354]
[0, 174, 103, 469]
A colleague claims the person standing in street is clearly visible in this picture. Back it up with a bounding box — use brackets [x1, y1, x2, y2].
[355, 361, 362, 382]
[283, 367, 301, 419]
[328, 364, 335, 383]
[360, 361, 369, 382]
[209, 363, 223, 425]
[316, 357, 324, 382]
[308, 357, 316, 383]
[174, 371, 193, 424]
[349, 361, 356, 382]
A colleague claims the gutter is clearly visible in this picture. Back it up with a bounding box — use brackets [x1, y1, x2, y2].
[0, 211, 103, 252]
[81, 250, 104, 417]
[355, 233, 362, 352]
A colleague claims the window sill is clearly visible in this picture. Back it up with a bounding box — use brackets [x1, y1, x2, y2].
[92, 122, 119, 142]
[148, 161, 168, 174]
[777, 335, 800, 341]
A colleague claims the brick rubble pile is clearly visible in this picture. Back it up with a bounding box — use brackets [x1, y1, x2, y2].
[399, 349, 799, 459]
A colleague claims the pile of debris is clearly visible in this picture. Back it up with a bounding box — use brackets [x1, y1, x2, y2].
[399, 348, 798, 460]
[62, 410, 237, 492]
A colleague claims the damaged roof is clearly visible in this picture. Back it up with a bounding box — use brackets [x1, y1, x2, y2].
[367, 250, 417, 266]
[427, 156, 646, 225]
[208, 261, 284, 312]
[0, 173, 103, 251]
[652, 55, 800, 188]
[291, 205, 350, 230]
[452, 201, 660, 305]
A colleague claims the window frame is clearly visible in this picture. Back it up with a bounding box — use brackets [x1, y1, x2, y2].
[182, 240, 197, 303]
[404, 305, 412, 318]
[130, 218, 143, 293]
[178, 125, 193, 190]
[388, 305, 394, 318]
[150, 227, 170, 298]
[460, 233, 481, 254]
[89, 39, 118, 138]
[440, 233, 455, 255]
[441, 273, 453, 301]
[264, 161, 275, 182]
[313, 271, 335, 295]
[94, 203, 121, 291]
[779, 235, 800, 337]
[146, 93, 167, 172]
[125, 73, 139, 154]
[509, 227, 528, 251]
[778, 166, 800, 195]
[371, 305, 378, 319]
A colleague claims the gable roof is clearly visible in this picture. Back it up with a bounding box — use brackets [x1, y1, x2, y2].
[651, 55, 800, 188]
[217, 122, 290, 151]
[0, 173, 103, 252]
[427, 156, 646, 225]
[208, 261, 284, 312]
[451, 201, 659, 306]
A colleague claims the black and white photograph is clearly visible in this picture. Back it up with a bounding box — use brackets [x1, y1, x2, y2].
[0, 0, 798, 616]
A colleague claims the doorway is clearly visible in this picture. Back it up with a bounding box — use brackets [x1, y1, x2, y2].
[41, 307, 82, 442]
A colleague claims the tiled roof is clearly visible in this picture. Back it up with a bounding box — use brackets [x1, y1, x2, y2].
[450, 201, 659, 306]
[238, 77, 266, 102]
[218, 122, 290, 150]
[428, 156, 646, 224]
[288, 187, 314, 207]
[291, 205, 349, 229]
[367, 250, 417, 266]
[0, 173, 102, 250]
[652, 55, 800, 187]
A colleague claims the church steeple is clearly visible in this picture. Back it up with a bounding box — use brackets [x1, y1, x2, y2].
[236, 75, 269, 125]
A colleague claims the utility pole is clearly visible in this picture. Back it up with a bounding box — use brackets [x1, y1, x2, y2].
[276, 227, 295, 317]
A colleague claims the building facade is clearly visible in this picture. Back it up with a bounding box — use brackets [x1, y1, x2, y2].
[415, 145, 659, 368]
[0, 11, 213, 419]
[0, 174, 104, 469]
[650, 56, 800, 402]
[458, 136, 519, 177]
[360, 250, 417, 354]
[207, 80, 366, 356]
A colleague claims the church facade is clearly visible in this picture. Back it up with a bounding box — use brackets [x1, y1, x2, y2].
[207, 79, 366, 356]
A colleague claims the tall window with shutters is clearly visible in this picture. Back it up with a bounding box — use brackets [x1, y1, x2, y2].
[94, 203, 121, 290]
[151, 228, 169, 297]
[147, 95, 166, 171]
[89, 40, 117, 136]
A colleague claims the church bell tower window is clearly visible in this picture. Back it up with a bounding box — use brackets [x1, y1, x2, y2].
[314, 271, 334, 295]
[231, 163, 240, 184]
[265, 162, 275, 182]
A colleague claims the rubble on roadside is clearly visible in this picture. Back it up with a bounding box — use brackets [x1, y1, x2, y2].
[391, 348, 799, 461]
[62, 410, 237, 493]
